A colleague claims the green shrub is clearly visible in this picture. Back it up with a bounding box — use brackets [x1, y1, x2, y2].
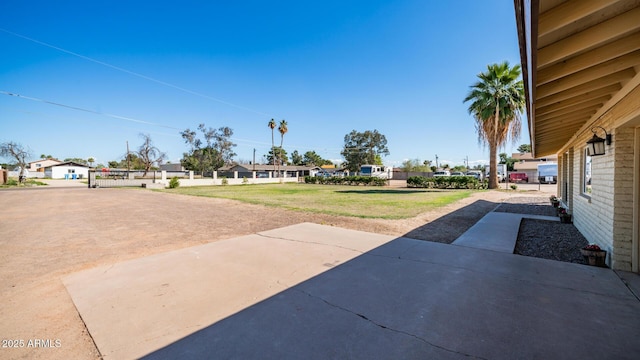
[221, 176, 228, 186]
[510, 184, 518, 190]
[304, 175, 386, 186]
[242, 176, 248, 184]
[169, 177, 180, 189]
[407, 176, 486, 189]
[6, 178, 18, 186]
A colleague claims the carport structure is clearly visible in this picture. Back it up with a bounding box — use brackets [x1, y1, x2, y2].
[514, 0, 640, 272]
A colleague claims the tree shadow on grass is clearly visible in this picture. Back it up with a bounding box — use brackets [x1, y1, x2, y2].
[403, 199, 499, 243]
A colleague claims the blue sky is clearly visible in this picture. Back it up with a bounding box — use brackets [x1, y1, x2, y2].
[0, 0, 527, 168]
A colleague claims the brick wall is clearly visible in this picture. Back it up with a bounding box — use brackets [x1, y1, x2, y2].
[563, 113, 635, 270]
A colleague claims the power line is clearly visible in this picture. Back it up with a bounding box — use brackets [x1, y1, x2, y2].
[0, 27, 274, 118]
[1, 90, 181, 130]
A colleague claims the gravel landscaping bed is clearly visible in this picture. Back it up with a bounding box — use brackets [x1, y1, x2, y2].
[494, 196, 557, 217]
[515, 218, 589, 264]
[496, 196, 591, 264]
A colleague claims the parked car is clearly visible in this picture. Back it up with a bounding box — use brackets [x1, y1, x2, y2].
[509, 172, 529, 183]
[433, 171, 450, 177]
[451, 172, 465, 176]
[466, 171, 482, 180]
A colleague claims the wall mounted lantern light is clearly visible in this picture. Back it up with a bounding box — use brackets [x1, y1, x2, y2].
[586, 126, 612, 156]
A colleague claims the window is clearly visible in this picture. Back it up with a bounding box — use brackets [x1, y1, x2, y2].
[583, 148, 592, 195]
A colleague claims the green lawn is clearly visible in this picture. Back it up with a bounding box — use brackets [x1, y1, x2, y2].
[166, 183, 474, 219]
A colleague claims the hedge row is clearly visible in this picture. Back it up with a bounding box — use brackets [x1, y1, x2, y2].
[304, 175, 387, 186]
[407, 176, 486, 189]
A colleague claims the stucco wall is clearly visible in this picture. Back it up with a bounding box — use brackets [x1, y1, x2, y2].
[51, 166, 90, 179]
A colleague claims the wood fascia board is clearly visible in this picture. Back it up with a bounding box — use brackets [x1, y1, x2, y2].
[514, 0, 540, 157]
[538, 0, 619, 37]
[536, 69, 635, 103]
[536, 51, 640, 98]
[537, 33, 640, 85]
[537, 7, 640, 69]
[536, 95, 611, 116]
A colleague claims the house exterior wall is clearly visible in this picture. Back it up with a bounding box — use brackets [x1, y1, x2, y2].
[51, 165, 90, 179]
[28, 159, 61, 172]
[559, 85, 640, 271]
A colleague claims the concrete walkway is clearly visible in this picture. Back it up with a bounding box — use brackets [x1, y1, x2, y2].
[64, 223, 640, 360]
[452, 212, 559, 253]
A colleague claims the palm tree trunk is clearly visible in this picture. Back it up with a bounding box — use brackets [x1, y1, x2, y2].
[489, 141, 498, 189]
[271, 130, 276, 173]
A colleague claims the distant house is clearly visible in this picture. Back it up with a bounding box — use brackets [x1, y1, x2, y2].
[28, 158, 62, 172]
[44, 161, 91, 179]
[219, 164, 320, 177]
[512, 153, 557, 183]
[159, 163, 185, 172]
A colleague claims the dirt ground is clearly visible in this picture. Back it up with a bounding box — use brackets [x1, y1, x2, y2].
[0, 186, 550, 360]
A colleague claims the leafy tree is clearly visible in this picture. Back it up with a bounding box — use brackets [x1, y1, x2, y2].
[1, 141, 31, 182]
[137, 133, 167, 176]
[40, 154, 53, 159]
[401, 159, 431, 172]
[499, 152, 516, 171]
[340, 129, 389, 172]
[108, 160, 119, 168]
[180, 124, 236, 173]
[290, 150, 303, 166]
[302, 151, 332, 166]
[266, 147, 288, 165]
[64, 157, 89, 165]
[464, 61, 525, 189]
[87, 157, 95, 167]
[517, 143, 532, 153]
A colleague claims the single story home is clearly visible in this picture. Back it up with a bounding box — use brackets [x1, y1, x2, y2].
[44, 161, 91, 179]
[514, 0, 640, 272]
[512, 153, 558, 183]
[220, 164, 321, 177]
[28, 158, 62, 172]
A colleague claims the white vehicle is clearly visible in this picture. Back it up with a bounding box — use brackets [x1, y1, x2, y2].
[466, 171, 483, 180]
[433, 171, 450, 177]
[360, 164, 392, 179]
[485, 164, 506, 182]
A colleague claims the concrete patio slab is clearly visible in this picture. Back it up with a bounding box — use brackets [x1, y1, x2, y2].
[64, 223, 640, 360]
[452, 212, 559, 253]
[63, 223, 396, 360]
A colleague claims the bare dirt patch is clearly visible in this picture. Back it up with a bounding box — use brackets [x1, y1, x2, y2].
[0, 187, 540, 359]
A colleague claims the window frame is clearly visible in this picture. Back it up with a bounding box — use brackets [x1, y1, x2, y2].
[582, 147, 592, 197]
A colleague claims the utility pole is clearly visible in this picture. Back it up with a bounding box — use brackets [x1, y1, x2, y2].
[253, 148, 256, 171]
[126, 141, 130, 174]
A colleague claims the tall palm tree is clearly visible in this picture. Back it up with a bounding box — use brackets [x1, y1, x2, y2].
[268, 119, 276, 171]
[464, 61, 525, 189]
[277, 120, 288, 177]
